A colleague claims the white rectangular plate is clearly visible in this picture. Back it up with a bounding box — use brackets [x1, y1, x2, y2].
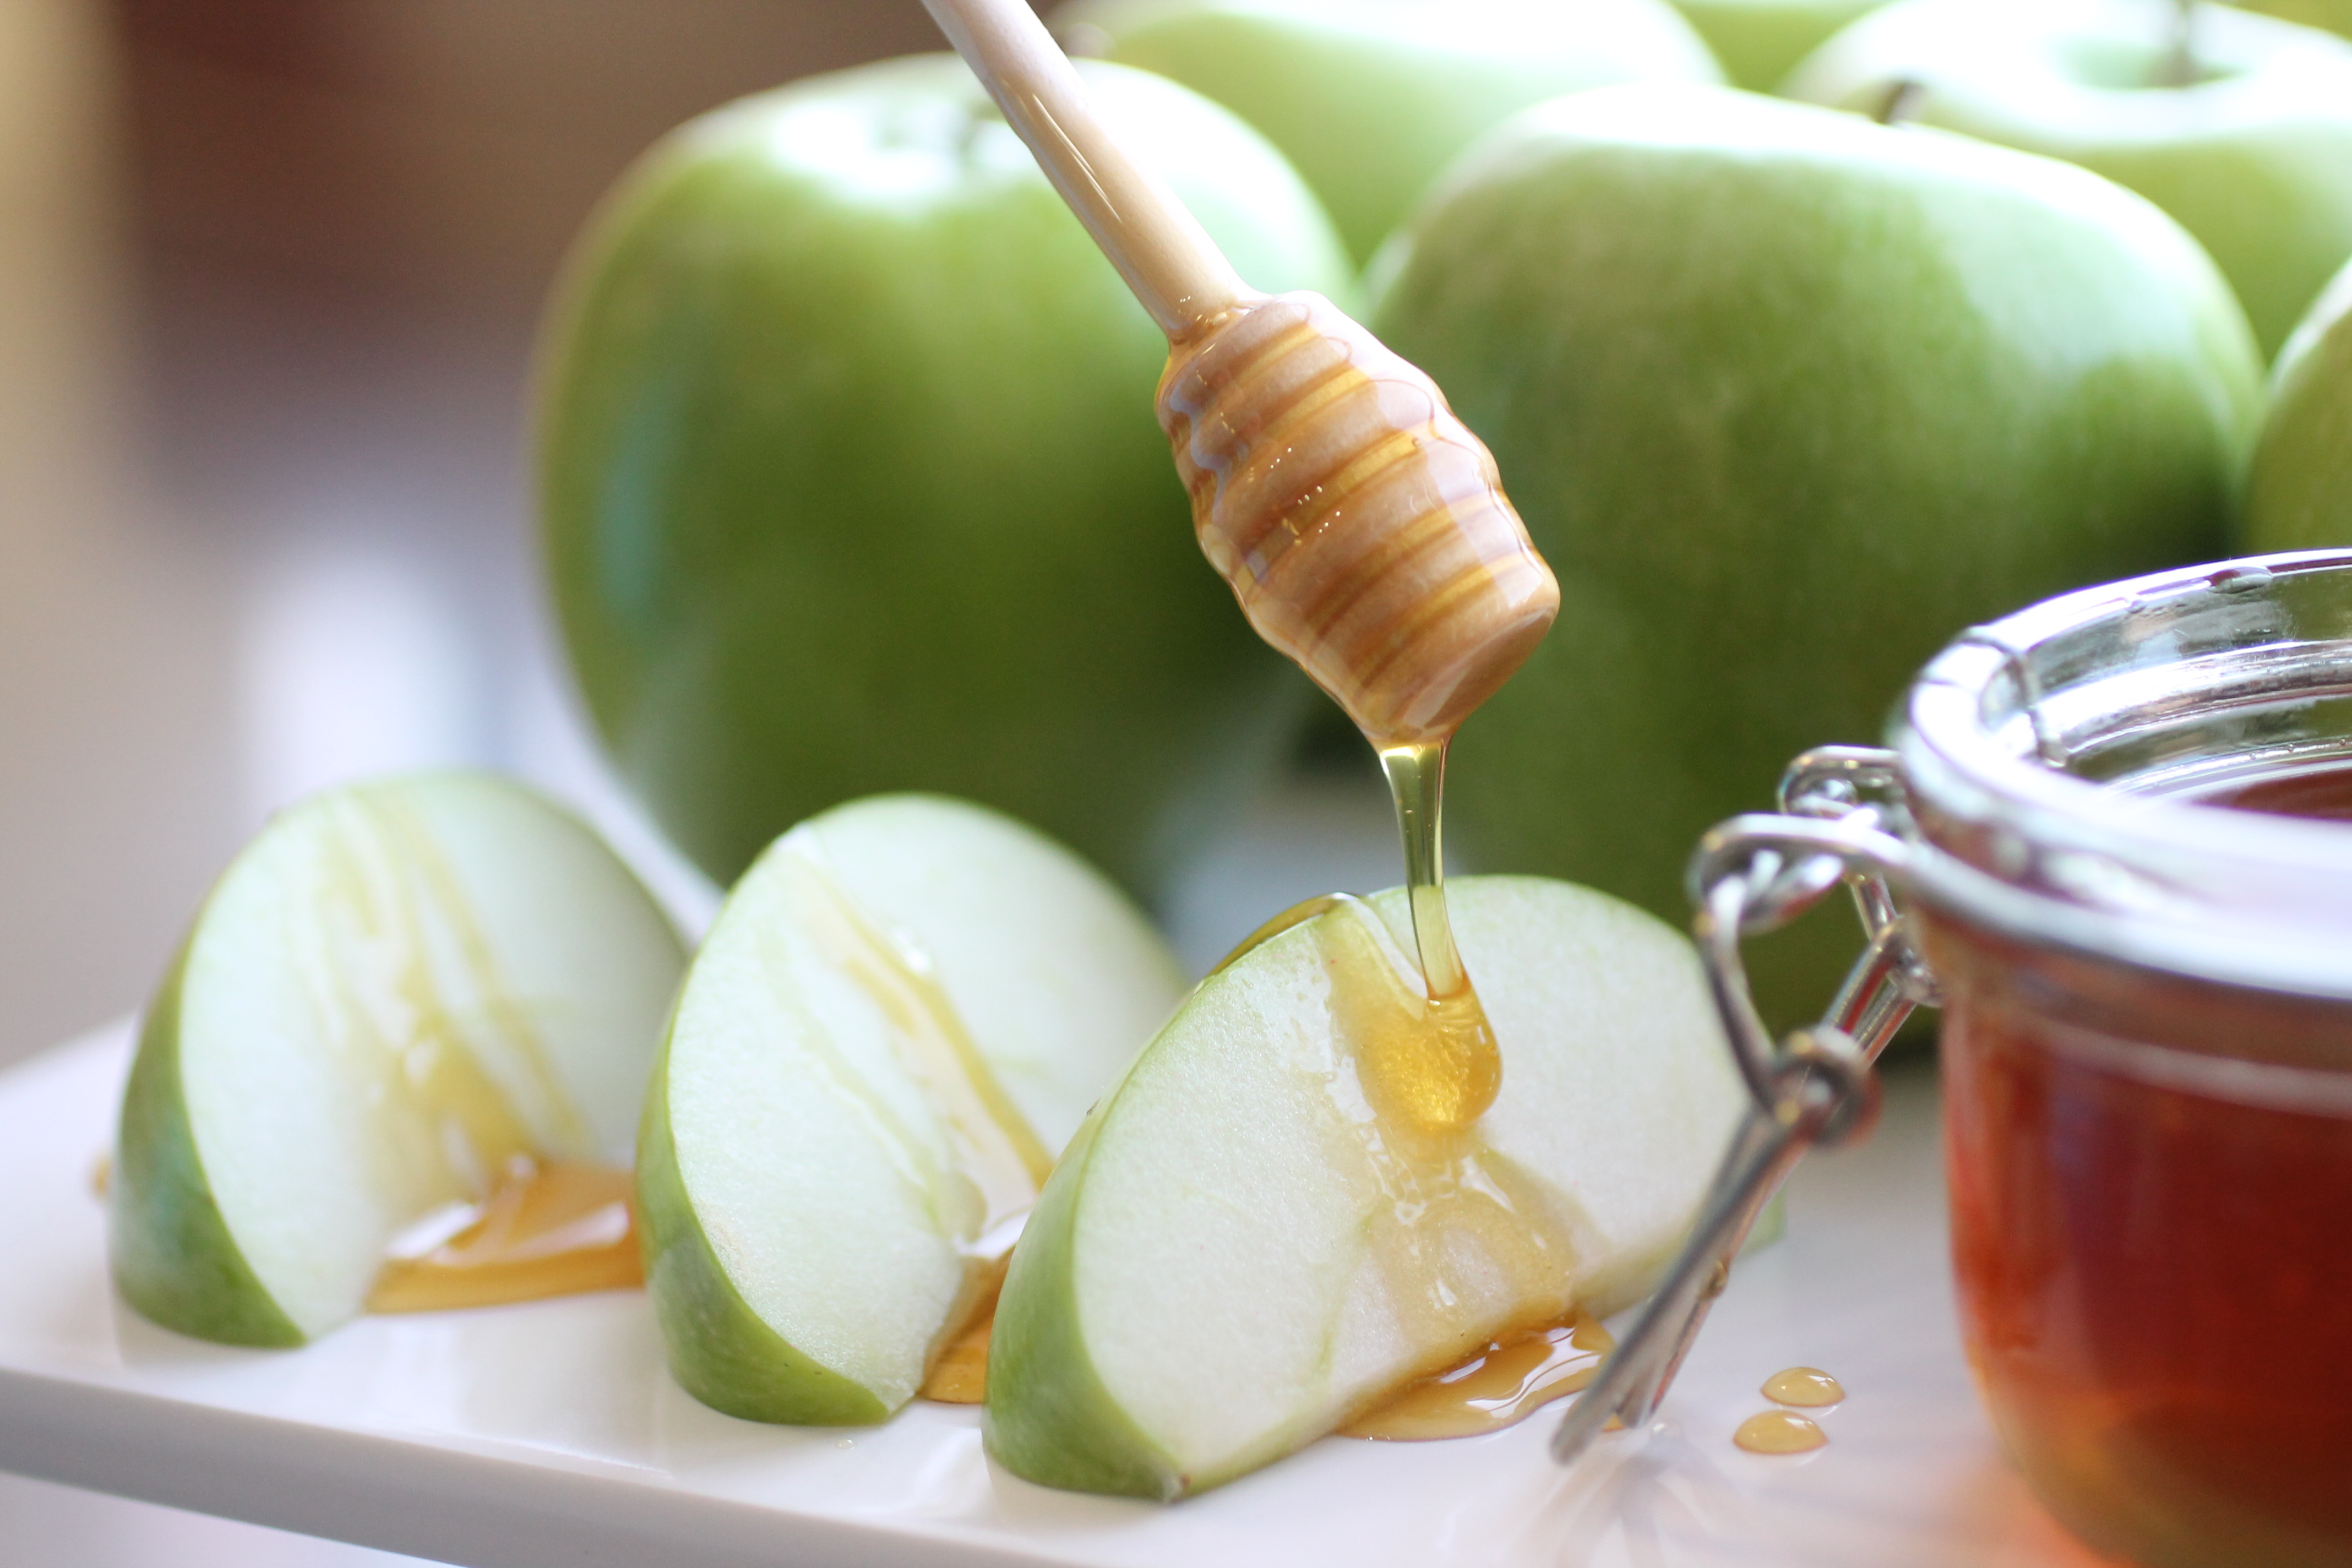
[0, 1022, 2099, 1568]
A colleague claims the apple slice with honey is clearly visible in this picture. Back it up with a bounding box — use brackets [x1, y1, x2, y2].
[983, 876, 1745, 1498]
[110, 773, 688, 1346]
[637, 794, 1186, 1425]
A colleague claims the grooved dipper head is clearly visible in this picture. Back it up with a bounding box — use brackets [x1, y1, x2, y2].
[1157, 292, 1559, 744]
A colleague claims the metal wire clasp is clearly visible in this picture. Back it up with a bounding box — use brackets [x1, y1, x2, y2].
[1551, 747, 1936, 1464]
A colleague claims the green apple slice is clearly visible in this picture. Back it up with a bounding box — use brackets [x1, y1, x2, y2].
[984, 876, 1745, 1499]
[638, 794, 1185, 1425]
[110, 772, 687, 1347]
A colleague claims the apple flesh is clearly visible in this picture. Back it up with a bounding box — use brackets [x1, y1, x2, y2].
[2243, 258, 2352, 551]
[1058, 0, 1722, 263]
[1371, 84, 2261, 1027]
[111, 774, 686, 1346]
[639, 794, 1185, 1425]
[985, 876, 1744, 1498]
[538, 55, 1353, 902]
[1785, 0, 2352, 358]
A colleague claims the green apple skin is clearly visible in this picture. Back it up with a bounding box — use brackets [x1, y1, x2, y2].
[636, 1035, 888, 1425]
[2231, 0, 2352, 39]
[1667, 0, 1891, 90]
[985, 876, 1743, 1498]
[112, 939, 305, 1348]
[2243, 259, 2352, 550]
[538, 56, 1351, 901]
[1058, 0, 1722, 263]
[1787, 0, 2352, 359]
[978, 1092, 1150, 1494]
[110, 772, 686, 1347]
[1371, 85, 2261, 1026]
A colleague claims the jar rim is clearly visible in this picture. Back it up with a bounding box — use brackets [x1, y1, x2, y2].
[1891, 549, 2352, 1001]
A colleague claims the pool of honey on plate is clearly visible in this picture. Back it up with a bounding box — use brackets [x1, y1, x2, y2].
[1931, 762, 2352, 1566]
[369, 1156, 640, 1312]
[1342, 1314, 1614, 1440]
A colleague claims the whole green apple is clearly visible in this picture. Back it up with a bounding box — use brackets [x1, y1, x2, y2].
[1785, 0, 2352, 358]
[1666, 0, 1891, 90]
[1055, 0, 1721, 263]
[2243, 258, 2352, 549]
[538, 56, 1352, 897]
[1371, 84, 2261, 1023]
[2230, 0, 2352, 38]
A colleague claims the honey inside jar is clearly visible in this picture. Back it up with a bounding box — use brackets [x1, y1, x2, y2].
[1876, 553, 2352, 1568]
[2194, 760, 2352, 824]
[1934, 896, 2352, 1564]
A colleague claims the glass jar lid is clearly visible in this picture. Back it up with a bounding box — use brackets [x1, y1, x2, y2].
[1892, 549, 2352, 1001]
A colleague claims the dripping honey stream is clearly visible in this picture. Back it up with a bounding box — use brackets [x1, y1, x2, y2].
[1373, 736, 1499, 1130]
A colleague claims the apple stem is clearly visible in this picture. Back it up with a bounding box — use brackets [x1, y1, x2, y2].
[2161, 0, 2199, 89]
[922, 0, 1250, 340]
[1873, 79, 1925, 127]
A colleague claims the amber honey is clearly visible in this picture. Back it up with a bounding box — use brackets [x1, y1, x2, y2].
[1374, 738, 1500, 1130]
[1734, 1409, 1826, 1454]
[1933, 791, 2352, 1568]
[920, 1255, 1008, 1406]
[1760, 1366, 1843, 1408]
[1342, 1315, 1613, 1441]
[2199, 763, 2352, 823]
[369, 1156, 640, 1313]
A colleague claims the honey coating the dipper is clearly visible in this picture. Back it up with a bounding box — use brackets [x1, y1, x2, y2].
[1158, 290, 1559, 746]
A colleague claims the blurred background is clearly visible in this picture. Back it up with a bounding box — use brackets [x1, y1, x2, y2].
[2, 0, 954, 1081]
[2, 5, 1401, 1556]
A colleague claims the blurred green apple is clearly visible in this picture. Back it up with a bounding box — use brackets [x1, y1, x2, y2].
[2243, 258, 2352, 550]
[112, 774, 683, 1346]
[1371, 85, 2261, 1023]
[537, 56, 1352, 899]
[986, 877, 1741, 1498]
[1056, 0, 1722, 263]
[2231, 0, 2352, 38]
[1667, 0, 1891, 90]
[1786, 0, 2352, 358]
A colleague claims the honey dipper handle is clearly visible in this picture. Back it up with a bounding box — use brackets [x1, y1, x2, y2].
[922, 0, 1248, 337]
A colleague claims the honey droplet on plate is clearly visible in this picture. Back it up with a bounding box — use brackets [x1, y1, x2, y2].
[1761, 1365, 1844, 1407]
[1734, 1409, 1828, 1454]
[1342, 1314, 1615, 1441]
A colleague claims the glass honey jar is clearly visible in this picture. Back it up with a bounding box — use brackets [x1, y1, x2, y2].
[1558, 551, 2352, 1568]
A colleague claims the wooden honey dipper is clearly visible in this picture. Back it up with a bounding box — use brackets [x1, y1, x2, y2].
[921, 0, 1559, 747]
